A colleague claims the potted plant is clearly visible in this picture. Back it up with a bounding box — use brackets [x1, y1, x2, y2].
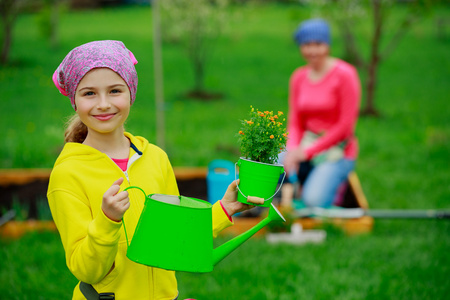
[236, 106, 288, 207]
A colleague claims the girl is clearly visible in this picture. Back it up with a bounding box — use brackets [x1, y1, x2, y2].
[47, 40, 263, 300]
[283, 19, 361, 208]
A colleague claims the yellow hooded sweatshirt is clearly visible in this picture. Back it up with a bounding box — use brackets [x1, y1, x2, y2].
[47, 132, 232, 299]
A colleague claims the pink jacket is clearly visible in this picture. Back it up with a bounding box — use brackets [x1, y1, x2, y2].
[287, 59, 361, 160]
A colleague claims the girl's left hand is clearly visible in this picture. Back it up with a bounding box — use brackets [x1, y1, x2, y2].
[220, 180, 264, 216]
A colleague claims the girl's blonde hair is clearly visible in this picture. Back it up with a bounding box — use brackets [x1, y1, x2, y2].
[65, 114, 88, 143]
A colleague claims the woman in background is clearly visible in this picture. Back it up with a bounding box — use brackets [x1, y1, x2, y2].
[283, 19, 361, 208]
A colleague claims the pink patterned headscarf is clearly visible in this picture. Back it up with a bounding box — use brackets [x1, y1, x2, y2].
[53, 40, 138, 110]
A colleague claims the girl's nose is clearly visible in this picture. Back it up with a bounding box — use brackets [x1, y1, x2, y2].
[97, 95, 111, 110]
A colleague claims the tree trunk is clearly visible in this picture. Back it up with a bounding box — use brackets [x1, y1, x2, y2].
[193, 54, 204, 93]
[152, 0, 166, 149]
[362, 0, 383, 117]
[338, 21, 366, 69]
[189, 16, 206, 94]
[49, 0, 59, 49]
[0, 0, 17, 65]
[1, 21, 12, 65]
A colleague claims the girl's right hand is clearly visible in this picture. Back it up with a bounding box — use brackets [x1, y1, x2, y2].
[102, 177, 130, 222]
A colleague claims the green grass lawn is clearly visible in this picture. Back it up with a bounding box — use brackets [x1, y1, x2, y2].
[1, 220, 449, 299]
[0, 2, 449, 299]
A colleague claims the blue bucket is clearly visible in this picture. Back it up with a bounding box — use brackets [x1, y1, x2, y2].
[207, 160, 235, 204]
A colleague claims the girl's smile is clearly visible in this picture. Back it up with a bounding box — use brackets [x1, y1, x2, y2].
[93, 113, 116, 121]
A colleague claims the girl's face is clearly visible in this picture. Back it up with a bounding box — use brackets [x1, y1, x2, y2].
[75, 68, 131, 138]
[300, 41, 329, 68]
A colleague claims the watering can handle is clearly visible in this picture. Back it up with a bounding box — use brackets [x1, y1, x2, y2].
[234, 163, 286, 202]
[121, 186, 147, 248]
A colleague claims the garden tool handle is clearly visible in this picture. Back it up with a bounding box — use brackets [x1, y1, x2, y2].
[234, 162, 286, 202]
[122, 186, 147, 248]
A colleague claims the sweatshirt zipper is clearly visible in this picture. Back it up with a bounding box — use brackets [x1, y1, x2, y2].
[119, 148, 142, 245]
[124, 151, 142, 184]
[123, 170, 130, 183]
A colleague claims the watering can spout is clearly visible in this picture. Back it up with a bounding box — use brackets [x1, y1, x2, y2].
[212, 204, 285, 266]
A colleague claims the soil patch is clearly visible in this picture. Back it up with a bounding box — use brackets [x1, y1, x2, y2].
[0, 178, 208, 220]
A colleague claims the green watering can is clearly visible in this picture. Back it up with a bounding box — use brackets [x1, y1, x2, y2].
[122, 186, 285, 273]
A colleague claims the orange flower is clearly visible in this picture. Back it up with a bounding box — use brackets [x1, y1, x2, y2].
[278, 111, 284, 115]
[274, 115, 278, 119]
[259, 113, 265, 117]
[239, 130, 244, 135]
[247, 121, 254, 125]
[283, 133, 287, 137]
[270, 135, 274, 139]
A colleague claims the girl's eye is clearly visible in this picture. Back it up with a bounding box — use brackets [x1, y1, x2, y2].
[111, 89, 121, 94]
[84, 91, 95, 96]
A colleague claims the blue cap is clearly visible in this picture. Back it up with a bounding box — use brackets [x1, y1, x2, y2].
[293, 18, 330, 45]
